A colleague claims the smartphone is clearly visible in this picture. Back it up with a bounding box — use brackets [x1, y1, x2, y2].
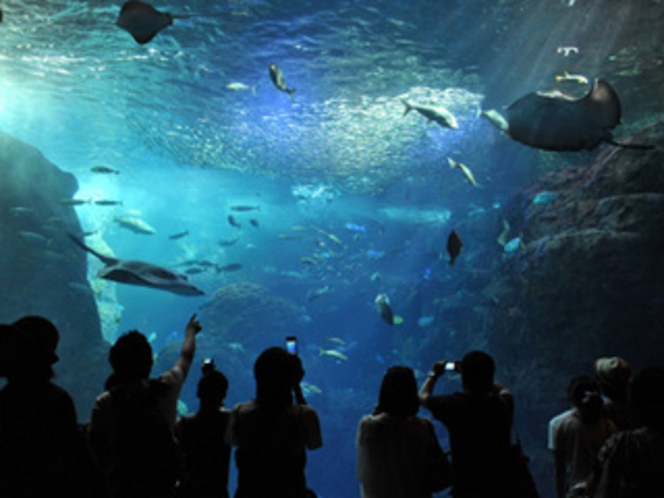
[445, 361, 458, 371]
[286, 336, 298, 355]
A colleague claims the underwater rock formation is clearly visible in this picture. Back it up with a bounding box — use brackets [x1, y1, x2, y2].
[479, 121, 664, 489]
[0, 132, 107, 413]
[200, 282, 304, 350]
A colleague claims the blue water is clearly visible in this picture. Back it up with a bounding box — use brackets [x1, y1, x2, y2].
[1, 1, 662, 496]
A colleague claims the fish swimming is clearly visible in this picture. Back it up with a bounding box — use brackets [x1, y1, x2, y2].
[168, 230, 190, 240]
[114, 215, 156, 235]
[94, 200, 123, 206]
[555, 71, 589, 85]
[68, 234, 204, 296]
[506, 79, 653, 151]
[90, 166, 120, 174]
[230, 205, 260, 212]
[448, 157, 477, 187]
[227, 215, 241, 229]
[269, 64, 296, 101]
[216, 263, 243, 272]
[375, 293, 403, 325]
[226, 82, 256, 93]
[116, 1, 176, 44]
[401, 100, 458, 129]
[446, 229, 463, 266]
[318, 347, 348, 362]
[480, 109, 509, 133]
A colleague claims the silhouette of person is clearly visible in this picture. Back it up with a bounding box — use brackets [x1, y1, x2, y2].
[593, 366, 664, 498]
[357, 365, 450, 498]
[0, 316, 85, 498]
[177, 358, 232, 498]
[419, 350, 515, 498]
[594, 356, 634, 430]
[225, 347, 322, 498]
[548, 376, 616, 498]
[88, 313, 202, 498]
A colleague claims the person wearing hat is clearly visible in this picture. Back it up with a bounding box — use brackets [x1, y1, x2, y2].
[594, 356, 634, 430]
[0, 316, 84, 497]
[592, 366, 664, 497]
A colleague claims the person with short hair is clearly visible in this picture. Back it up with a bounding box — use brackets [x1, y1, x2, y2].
[0, 316, 85, 497]
[88, 314, 201, 498]
[548, 376, 616, 498]
[419, 350, 515, 498]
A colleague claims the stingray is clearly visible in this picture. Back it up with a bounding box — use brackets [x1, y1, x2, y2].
[68, 234, 204, 296]
[116, 1, 194, 44]
[506, 79, 652, 151]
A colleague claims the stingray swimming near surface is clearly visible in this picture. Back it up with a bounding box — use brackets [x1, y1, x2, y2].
[68, 234, 204, 296]
[116, 1, 194, 44]
[506, 79, 653, 152]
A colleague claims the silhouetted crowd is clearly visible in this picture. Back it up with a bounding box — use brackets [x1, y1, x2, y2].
[0, 314, 662, 498]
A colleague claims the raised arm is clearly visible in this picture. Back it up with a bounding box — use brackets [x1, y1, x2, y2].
[419, 360, 447, 408]
[172, 313, 202, 380]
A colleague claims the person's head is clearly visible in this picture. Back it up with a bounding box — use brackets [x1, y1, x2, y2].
[374, 365, 419, 418]
[109, 331, 153, 383]
[7, 315, 60, 381]
[197, 365, 229, 410]
[594, 356, 631, 400]
[568, 375, 603, 424]
[253, 347, 303, 409]
[629, 366, 664, 430]
[460, 350, 495, 395]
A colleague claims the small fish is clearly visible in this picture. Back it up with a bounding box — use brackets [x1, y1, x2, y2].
[9, 206, 35, 216]
[94, 200, 123, 206]
[249, 219, 260, 228]
[227, 215, 241, 229]
[219, 236, 240, 246]
[114, 215, 156, 235]
[230, 205, 260, 212]
[168, 230, 190, 240]
[555, 71, 589, 85]
[326, 337, 346, 346]
[401, 99, 458, 129]
[446, 229, 463, 266]
[216, 263, 243, 272]
[497, 219, 511, 247]
[226, 82, 256, 93]
[301, 382, 323, 395]
[90, 165, 120, 174]
[344, 222, 366, 233]
[300, 257, 318, 266]
[18, 231, 50, 245]
[480, 109, 509, 133]
[375, 293, 403, 326]
[504, 235, 526, 254]
[269, 64, 296, 101]
[306, 285, 330, 302]
[185, 267, 205, 275]
[417, 316, 435, 328]
[60, 198, 90, 206]
[533, 191, 560, 205]
[448, 157, 477, 187]
[318, 347, 348, 362]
